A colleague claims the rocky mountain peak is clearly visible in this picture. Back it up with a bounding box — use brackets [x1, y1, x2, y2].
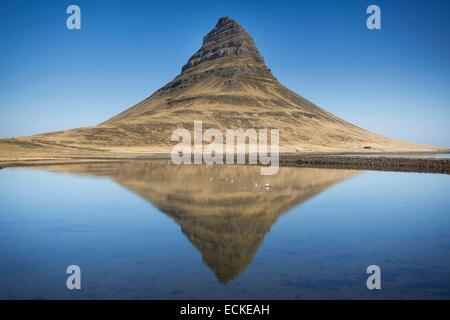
[180, 17, 272, 78]
[215, 16, 238, 28]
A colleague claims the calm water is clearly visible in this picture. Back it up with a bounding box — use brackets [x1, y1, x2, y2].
[0, 161, 449, 299]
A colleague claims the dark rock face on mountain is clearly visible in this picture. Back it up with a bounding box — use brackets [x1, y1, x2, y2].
[3, 16, 436, 155]
[181, 17, 272, 77]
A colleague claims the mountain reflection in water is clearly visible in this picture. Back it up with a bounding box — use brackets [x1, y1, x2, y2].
[40, 161, 360, 283]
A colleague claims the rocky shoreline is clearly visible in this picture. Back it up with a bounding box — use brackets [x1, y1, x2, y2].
[1, 153, 449, 175]
[279, 155, 450, 174]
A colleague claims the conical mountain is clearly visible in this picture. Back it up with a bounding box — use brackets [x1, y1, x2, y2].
[2, 17, 438, 154]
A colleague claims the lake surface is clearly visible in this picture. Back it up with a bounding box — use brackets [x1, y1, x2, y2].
[0, 160, 449, 299]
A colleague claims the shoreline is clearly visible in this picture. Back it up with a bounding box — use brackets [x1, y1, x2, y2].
[0, 152, 449, 174]
[279, 155, 450, 174]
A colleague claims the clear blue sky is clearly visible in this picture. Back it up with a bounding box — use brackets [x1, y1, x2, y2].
[1, 0, 449, 147]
